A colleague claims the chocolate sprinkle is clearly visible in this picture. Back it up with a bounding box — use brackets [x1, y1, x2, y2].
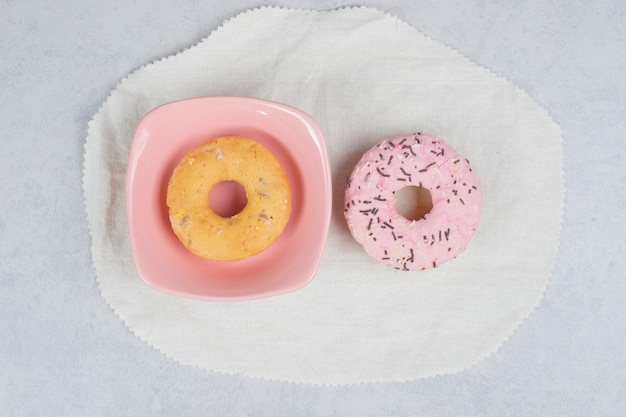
[418, 162, 436, 173]
[407, 145, 417, 156]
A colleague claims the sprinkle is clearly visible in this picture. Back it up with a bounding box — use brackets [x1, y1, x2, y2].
[432, 261, 437, 268]
[376, 167, 390, 177]
[382, 221, 394, 229]
[460, 198, 465, 205]
[364, 172, 371, 182]
[373, 195, 386, 201]
[419, 162, 436, 173]
[388, 155, 394, 165]
[399, 138, 408, 145]
[392, 231, 397, 240]
[367, 218, 373, 230]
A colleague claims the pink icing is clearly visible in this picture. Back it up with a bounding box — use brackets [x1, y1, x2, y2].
[344, 133, 481, 271]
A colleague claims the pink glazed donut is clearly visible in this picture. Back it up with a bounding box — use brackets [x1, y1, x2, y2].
[344, 133, 481, 271]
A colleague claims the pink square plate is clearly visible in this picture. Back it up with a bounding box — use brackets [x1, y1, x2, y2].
[126, 96, 332, 301]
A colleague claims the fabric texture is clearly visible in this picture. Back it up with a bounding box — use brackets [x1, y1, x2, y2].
[83, 6, 564, 384]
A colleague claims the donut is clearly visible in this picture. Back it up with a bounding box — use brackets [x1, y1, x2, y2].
[166, 136, 292, 261]
[344, 133, 481, 271]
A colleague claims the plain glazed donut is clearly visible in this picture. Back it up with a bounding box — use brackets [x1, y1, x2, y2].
[166, 136, 291, 261]
[344, 133, 481, 270]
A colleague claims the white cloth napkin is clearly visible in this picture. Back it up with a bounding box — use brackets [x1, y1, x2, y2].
[83, 7, 564, 384]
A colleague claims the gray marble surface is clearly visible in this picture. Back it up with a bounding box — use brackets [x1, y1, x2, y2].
[1, 0, 625, 415]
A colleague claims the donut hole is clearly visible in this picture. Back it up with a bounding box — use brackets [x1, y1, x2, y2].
[208, 181, 248, 218]
[395, 186, 433, 221]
